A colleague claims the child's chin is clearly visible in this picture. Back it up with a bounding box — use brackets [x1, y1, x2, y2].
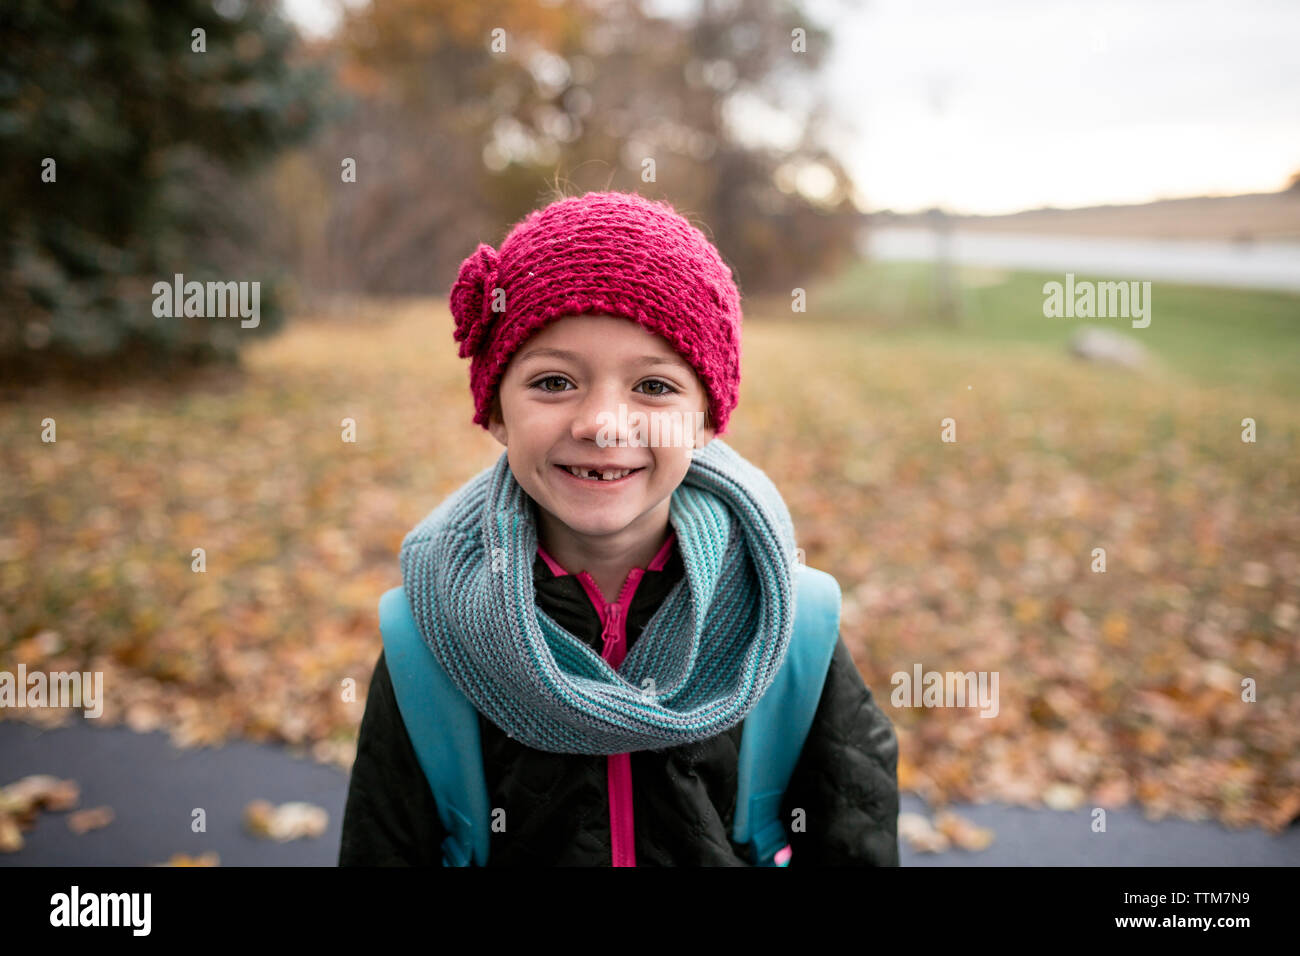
[559, 509, 631, 534]
[548, 500, 636, 533]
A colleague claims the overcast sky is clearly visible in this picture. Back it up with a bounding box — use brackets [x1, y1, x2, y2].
[283, 0, 1300, 215]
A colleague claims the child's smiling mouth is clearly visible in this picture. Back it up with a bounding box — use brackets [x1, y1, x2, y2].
[554, 463, 645, 486]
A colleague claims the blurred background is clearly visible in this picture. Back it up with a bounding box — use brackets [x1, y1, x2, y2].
[2, 0, 1298, 863]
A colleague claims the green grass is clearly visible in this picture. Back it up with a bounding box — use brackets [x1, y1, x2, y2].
[754, 259, 1300, 403]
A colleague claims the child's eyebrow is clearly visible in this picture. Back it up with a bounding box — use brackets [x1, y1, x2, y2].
[517, 348, 683, 368]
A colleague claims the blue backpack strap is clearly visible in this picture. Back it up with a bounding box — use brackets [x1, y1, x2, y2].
[378, 586, 491, 867]
[733, 564, 842, 866]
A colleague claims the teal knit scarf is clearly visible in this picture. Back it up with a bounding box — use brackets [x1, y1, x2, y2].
[399, 438, 799, 755]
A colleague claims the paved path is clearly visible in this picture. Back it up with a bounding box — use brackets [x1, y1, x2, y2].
[864, 227, 1300, 292]
[2, 721, 1296, 866]
[1, 721, 346, 866]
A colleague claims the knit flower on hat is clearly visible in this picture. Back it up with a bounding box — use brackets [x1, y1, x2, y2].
[450, 243, 500, 360]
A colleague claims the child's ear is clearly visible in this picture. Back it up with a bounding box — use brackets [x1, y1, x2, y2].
[691, 418, 717, 451]
[488, 408, 507, 446]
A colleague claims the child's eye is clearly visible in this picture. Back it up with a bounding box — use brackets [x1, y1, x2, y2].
[531, 375, 572, 393]
[637, 379, 678, 396]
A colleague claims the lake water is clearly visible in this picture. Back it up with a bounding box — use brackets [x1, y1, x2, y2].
[864, 227, 1300, 292]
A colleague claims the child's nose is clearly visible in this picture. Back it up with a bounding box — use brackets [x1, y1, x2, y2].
[570, 383, 626, 446]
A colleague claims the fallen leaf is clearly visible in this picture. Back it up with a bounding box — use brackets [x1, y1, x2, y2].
[896, 755, 918, 791]
[160, 852, 220, 866]
[1272, 602, 1298, 631]
[1268, 790, 1300, 832]
[1092, 777, 1132, 807]
[1241, 562, 1271, 588]
[0, 813, 23, 852]
[1101, 612, 1129, 647]
[934, 810, 995, 851]
[68, 806, 115, 834]
[0, 775, 80, 819]
[243, 799, 328, 841]
[1043, 782, 1086, 810]
[898, 811, 950, 853]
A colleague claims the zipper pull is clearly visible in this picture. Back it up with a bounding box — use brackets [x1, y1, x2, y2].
[601, 603, 623, 660]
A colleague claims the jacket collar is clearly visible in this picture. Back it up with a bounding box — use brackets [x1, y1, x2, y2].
[532, 533, 684, 655]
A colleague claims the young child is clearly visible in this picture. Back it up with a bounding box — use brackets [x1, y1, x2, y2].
[339, 190, 899, 866]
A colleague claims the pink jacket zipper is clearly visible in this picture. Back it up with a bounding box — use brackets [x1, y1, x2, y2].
[537, 532, 677, 868]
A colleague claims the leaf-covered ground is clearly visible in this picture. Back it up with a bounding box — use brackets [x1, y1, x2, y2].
[3, 269, 1298, 833]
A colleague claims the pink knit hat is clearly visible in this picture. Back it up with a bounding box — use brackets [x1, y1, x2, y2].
[449, 190, 742, 436]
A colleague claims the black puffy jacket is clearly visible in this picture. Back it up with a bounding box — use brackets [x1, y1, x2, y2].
[338, 544, 900, 866]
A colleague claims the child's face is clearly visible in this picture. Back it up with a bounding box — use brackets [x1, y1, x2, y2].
[488, 314, 716, 541]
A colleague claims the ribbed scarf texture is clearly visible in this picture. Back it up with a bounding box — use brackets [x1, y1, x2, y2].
[399, 438, 799, 755]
